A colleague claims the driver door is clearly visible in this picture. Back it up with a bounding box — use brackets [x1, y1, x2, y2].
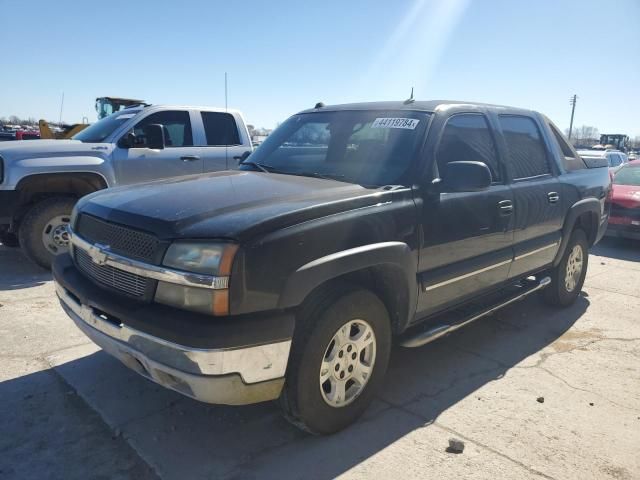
[112, 110, 203, 186]
[416, 112, 514, 317]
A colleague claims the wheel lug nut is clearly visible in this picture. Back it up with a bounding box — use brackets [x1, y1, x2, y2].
[340, 371, 345, 379]
[352, 353, 356, 360]
[335, 364, 340, 371]
[338, 351, 343, 358]
[347, 345, 352, 352]
[348, 365, 353, 372]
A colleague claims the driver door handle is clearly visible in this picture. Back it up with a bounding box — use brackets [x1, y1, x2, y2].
[180, 155, 200, 162]
[547, 192, 560, 203]
[498, 199, 513, 215]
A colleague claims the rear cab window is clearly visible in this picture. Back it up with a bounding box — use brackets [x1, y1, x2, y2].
[547, 122, 586, 171]
[201, 111, 241, 146]
[498, 115, 550, 180]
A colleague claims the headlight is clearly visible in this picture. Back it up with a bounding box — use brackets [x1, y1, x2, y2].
[163, 242, 237, 276]
[156, 242, 238, 316]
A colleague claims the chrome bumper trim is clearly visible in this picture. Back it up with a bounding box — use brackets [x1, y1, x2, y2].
[55, 281, 291, 385]
[69, 227, 228, 289]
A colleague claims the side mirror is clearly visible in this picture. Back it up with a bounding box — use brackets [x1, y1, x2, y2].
[235, 150, 251, 164]
[440, 161, 492, 192]
[118, 132, 136, 149]
[142, 124, 165, 150]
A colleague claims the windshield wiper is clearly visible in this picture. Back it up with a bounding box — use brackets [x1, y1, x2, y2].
[294, 171, 348, 182]
[240, 161, 272, 173]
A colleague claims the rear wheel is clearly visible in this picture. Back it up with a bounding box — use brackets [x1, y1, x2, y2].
[19, 197, 75, 269]
[542, 229, 589, 307]
[280, 288, 392, 434]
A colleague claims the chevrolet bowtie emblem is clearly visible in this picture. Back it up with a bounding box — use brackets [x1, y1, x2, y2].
[88, 243, 110, 265]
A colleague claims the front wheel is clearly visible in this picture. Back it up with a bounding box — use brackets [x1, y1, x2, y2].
[542, 229, 589, 307]
[280, 288, 392, 434]
[18, 197, 76, 269]
[0, 231, 19, 248]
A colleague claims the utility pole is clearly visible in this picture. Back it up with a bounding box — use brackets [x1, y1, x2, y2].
[568, 94, 577, 140]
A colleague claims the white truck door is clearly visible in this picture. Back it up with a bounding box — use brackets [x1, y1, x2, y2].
[198, 111, 251, 172]
[112, 110, 203, 186]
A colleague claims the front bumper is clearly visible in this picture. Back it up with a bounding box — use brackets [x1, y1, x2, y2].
[53, 254, 293, 405]
[605, 223, 640, 240]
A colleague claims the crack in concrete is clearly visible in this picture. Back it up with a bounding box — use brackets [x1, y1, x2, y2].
[444, 338, 640, 414]
[217, 403, 397, 480]
[365, 395, 559, 480]
[536, 366, 640, 413]
[431, 421, 558, 480]
[584, 284, 640, 299]
[0, 340, 94, 360]
[39, 356, 162, 479]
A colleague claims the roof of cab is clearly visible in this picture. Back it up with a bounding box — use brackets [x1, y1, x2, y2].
[298, 100, 537, 115]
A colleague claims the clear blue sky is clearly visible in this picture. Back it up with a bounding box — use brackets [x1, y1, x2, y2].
[1, 0, 639, 136]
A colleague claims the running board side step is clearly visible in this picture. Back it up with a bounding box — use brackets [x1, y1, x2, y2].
[400, 276, 551, 348]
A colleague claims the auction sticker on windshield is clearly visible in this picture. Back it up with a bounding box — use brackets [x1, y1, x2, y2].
[371, 118, 420, 129]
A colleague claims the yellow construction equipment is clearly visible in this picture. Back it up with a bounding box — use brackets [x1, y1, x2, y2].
[95, 97, 145, 119]
[37, 96, 145, 139]
[38, 120, 89, 139]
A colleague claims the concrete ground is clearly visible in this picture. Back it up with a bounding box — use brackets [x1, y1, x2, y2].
[1, 238, 639, 480]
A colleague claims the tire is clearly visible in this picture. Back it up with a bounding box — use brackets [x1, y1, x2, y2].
[280, 287, 392, 435]
[0, 231, 19, 248]
[18, 197, 76, 269]
[542, 229, 589, 307]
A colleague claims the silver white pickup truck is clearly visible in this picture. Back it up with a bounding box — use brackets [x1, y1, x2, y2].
[0, 104, 252, 267]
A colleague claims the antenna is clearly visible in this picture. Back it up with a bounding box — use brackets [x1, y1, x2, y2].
[58, 92, 65, 124]
[224, 72, 228, 168]
[224, 72, 228, 112]
[403, 87, 415, 105]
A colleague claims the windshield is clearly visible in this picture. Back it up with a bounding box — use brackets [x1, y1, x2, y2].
[72, 109, 140, 143]
[242, 110, 430, 186]
[613, 165, 640, 186]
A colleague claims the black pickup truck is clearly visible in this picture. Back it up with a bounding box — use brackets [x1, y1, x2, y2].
[53, 100, 610, 434]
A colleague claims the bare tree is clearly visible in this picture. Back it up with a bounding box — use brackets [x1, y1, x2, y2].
[565, 125, 599, 147]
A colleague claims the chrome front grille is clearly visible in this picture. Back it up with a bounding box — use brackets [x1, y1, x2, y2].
[75, 214, 159, 262]
[75, 246, 148, 297]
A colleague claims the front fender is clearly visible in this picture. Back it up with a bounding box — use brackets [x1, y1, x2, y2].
[553, 198, 602, 266]
[10, 155, 115, 188]
[278, 241, 416, 311]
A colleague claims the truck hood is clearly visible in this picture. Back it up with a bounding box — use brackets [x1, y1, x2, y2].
[0, 139, 113, 162]
[78, 170, 398, 241]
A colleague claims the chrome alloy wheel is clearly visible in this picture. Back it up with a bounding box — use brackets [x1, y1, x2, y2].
[319, 319, 377, 408]
[42, 215, 71, 255]
[565, 244, 584, 292]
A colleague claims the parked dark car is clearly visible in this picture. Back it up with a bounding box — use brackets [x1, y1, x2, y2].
[53, 100, 611, 434]
[606, 160, 640, 240]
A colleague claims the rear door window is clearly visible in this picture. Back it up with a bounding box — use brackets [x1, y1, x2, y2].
[498, 115, 550, 179]
[201, 112, 241, 146]
[436, 114, 502, 183]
